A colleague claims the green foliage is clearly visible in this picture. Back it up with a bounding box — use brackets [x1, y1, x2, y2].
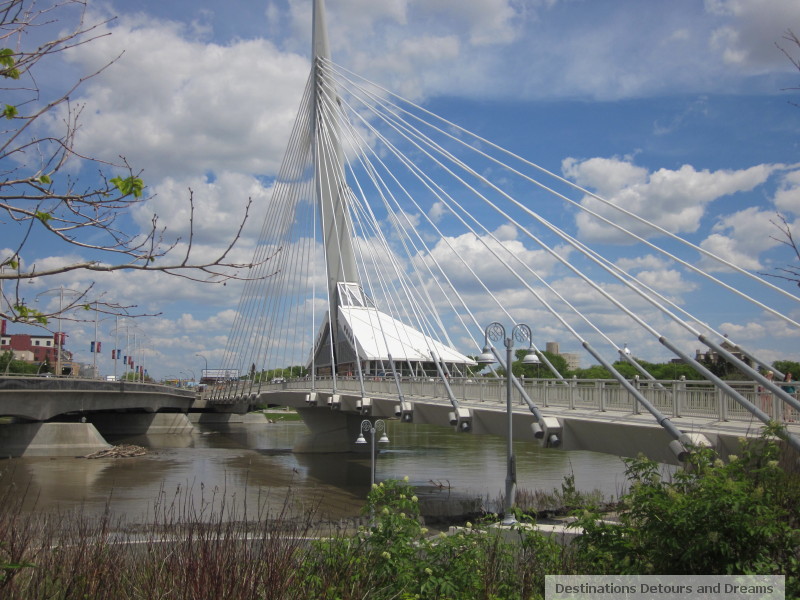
[571, 427, 800, 595]
[110, 175, 144, 198]
[0, 351, 40, 375]
[571, 360, 705, 380]
[34, 210, 52, 224]
[298, 477, 564, 599]
[516, 350, 569, 379]
[253, 365, 308, 381]
[773, 360, 800, 380]
[2, 104, 16, 119]
[12, 304, 47, 324]
[572, 364, 612, 379]
[0, 48, 20, 79]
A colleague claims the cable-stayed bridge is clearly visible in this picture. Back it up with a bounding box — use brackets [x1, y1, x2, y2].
[210, 0, 800, 463]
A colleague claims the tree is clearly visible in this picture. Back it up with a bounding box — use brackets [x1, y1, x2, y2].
[572, 426, 800, 593]
[0, 0, 271, 327]
[773, 360, 800, 379]
[515, 349, 568, 379]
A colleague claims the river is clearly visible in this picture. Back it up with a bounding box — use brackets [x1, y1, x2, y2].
[0, 417, 631, 525]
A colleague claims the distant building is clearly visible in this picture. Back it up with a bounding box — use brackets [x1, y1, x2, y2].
[545, 341, 580, 370]
[0, 320, 75, 375]
[560, 352, 581, 371]
[694, 335, 752, 368]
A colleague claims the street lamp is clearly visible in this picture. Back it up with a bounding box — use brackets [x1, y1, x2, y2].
[356, 419, 389, 487]
[196, 353, 208, 377]
[34, 286, 82, 377]
[529, 351, 541, 379]
[476, 322, 538, 526]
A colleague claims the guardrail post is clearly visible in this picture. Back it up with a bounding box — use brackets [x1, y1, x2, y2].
[599, 380, 606, 412]
[671, 380, 679, 417]
[632, 376, 640, 415]
[569, 377, 576, 410]
[718, 387, 728, 421]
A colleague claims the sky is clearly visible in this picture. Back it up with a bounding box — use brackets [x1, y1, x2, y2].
[4, 0, 800, 380]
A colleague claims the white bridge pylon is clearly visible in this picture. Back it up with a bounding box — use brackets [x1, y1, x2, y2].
[215, 0, 800, 457]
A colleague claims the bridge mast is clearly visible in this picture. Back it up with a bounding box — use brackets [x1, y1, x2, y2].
[311, 0, 363, 374]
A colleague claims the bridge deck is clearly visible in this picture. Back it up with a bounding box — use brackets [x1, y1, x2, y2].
[207, 377, 795, 464]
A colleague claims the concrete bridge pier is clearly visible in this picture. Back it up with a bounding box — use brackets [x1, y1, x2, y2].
[0, 413, 196, 457]
[293, 405, 379, 453]
[89, 412, 195, 436]
[0, 422, 111, 458]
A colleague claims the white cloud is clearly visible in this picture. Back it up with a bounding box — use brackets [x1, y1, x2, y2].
[134, 171, 274, 245]
[705, 0, 800, 70]
[411, 0, 521, 47]
[415, 225, 563, 291]
[428, 201, 448, 222]
[563, 156, 777, 243]
[698, 206, 782, 270]
[615, 254, 670, 272]
[61, 11, 309, 181]
[774, 169, 800, 214]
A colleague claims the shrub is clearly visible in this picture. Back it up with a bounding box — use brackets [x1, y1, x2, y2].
[571, 424, 800, 595]
[298, 477, 565, 599]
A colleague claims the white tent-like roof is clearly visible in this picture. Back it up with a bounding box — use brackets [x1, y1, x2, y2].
[338, 305, 476, 365]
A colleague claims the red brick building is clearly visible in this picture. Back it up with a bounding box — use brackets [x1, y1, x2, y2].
[1, 320, 73, 372]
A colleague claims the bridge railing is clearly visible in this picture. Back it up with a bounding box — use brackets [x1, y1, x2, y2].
[212, 376, 782, 423]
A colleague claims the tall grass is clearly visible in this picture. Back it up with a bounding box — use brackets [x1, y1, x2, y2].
[0, 483, 316, 600]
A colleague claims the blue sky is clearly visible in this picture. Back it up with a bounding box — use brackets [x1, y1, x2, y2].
[5, 0, 800, 379]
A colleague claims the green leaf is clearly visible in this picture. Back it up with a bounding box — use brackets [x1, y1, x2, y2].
[2, 104, 17, 119]
[34, 210, 51, 223]
[38, 174, 50, 184]
[110, 175, 145, 198]
[13, 304, 48, 325]
[0, 48, 19, 79]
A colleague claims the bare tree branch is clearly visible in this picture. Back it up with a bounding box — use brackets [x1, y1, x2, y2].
[0, 0, 274, 327]
[761, 213, 800, 288]
[777, 29, 800, 107]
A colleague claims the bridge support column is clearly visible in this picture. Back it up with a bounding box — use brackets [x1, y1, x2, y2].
[90, 413, 195, 436]
[293, 408, 373, 453]
[0, 422, 111, 457]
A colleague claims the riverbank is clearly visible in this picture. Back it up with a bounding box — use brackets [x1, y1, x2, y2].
[3, 430, 798, 599]
[0, 475, 598, 600]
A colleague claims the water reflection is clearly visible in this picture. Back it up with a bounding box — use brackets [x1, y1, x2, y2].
[0, 420, 629, 523]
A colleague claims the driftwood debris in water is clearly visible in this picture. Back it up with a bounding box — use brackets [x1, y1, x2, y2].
[83, 444, 147, 459]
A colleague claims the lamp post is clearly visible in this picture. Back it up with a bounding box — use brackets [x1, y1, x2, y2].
[92, 301, 99, 378]
[34, 286, 82, 377]
[476, 322, 538, 526]
[196, 353, 208, 377]
[356, 419, 389, 487]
